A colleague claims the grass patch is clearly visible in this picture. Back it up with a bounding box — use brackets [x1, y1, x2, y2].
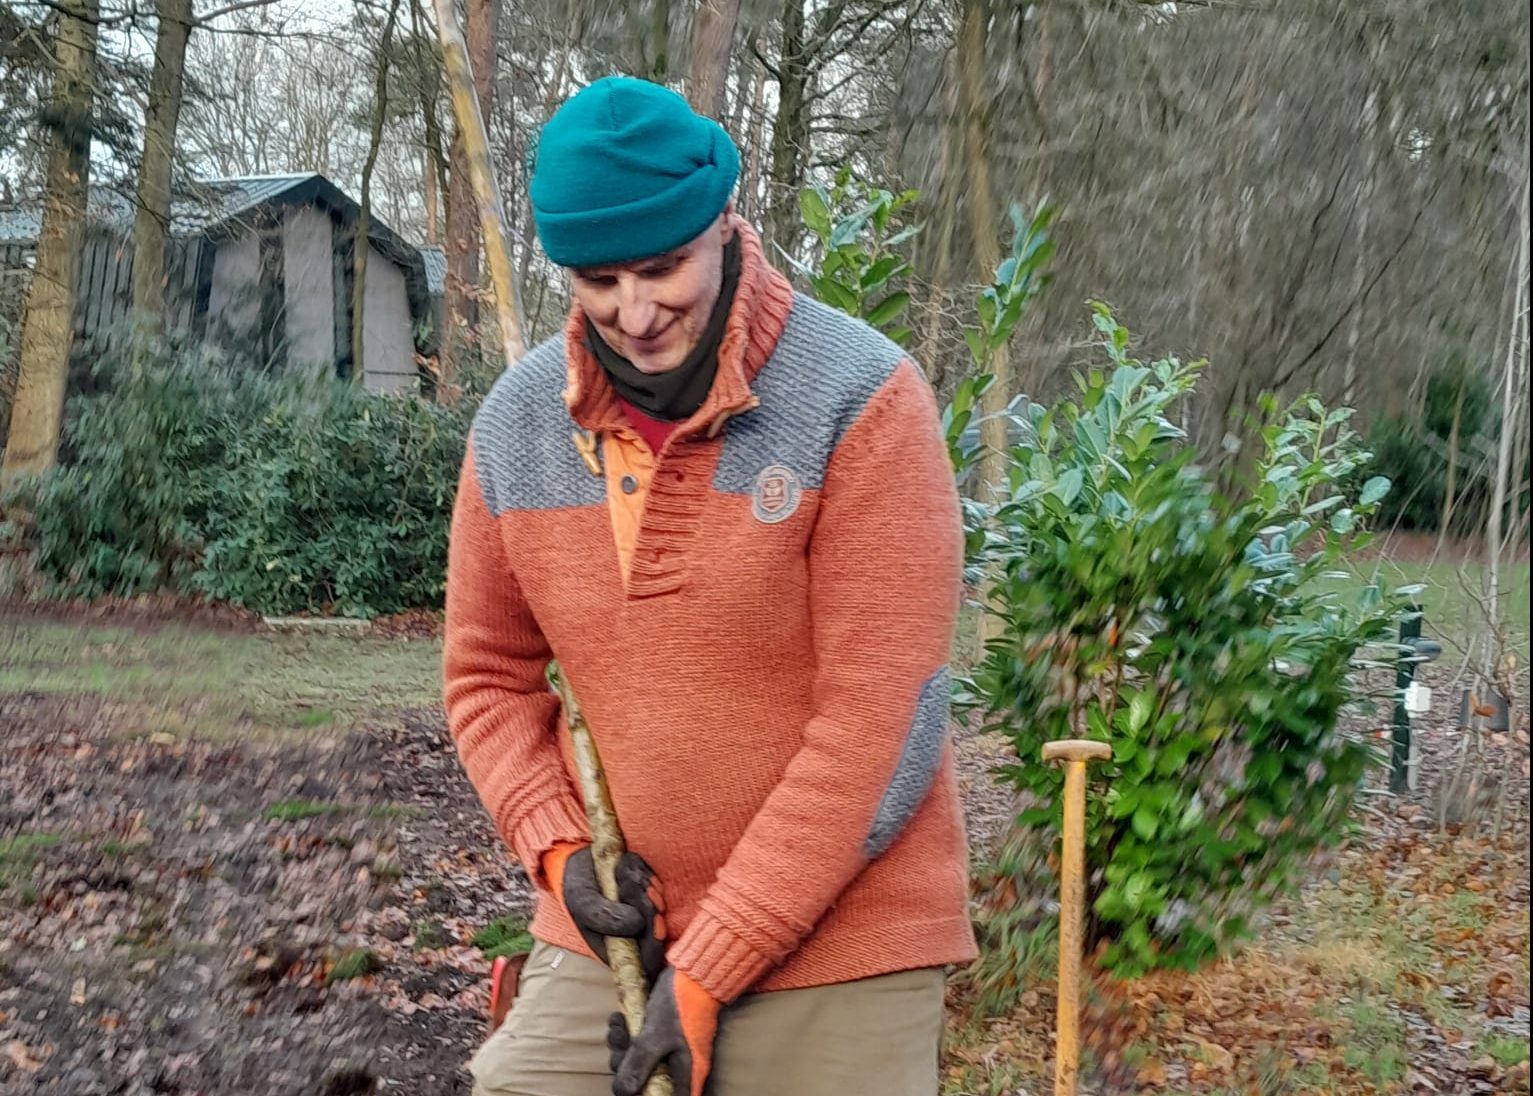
[1342, 557, 1532, 659]
[263, 800, 343, 822]
[473, 916, 534, 961]
[325, 948, 382, 985]
[1338, 997, 1409, 1088]
[100, 838, 151, 859]
[0, 618, 445, 740]
[964, 908, 1056, 1020]
[412, 920, 446, 951]
[1479, 1033, 1531, 1068]
[0, 831, 69, 890]
[0, 832, 68, 859]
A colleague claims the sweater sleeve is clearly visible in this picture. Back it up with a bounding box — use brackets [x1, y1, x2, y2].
[443, 440, 591, 887]
[666, 360, 963, 1002]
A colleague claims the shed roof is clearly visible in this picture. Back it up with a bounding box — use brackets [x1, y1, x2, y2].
[0, 173, 427, 276]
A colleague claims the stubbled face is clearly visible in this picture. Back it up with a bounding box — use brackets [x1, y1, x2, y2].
[570, 213, 735, 375]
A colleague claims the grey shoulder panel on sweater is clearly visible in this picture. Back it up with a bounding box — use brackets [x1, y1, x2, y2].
[713, 294, 907, 495]
[470, 336, 606, 515]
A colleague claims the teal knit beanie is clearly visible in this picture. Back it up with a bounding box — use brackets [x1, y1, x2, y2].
[530, 76, 741, 268]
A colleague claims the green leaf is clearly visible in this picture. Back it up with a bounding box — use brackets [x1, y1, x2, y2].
[1132, 804, 1158, 841]
[813, 277, 859, 316]
[977, 290, 999, 333]
[829, 201, 879, 248]
[1128, 689, 1153, 733]
[963, 329, 987, 367]
[860, 255, 905, 291]
[865, 291, 912, 329]
[1123, 871, 1152, 912]
[1359, 476, 1391, 506]
[799, 188, 832, 237]
[1053, 467, 1084, 505]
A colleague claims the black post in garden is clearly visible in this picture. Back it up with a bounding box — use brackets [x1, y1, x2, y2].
[1391, 605, 1441, 793]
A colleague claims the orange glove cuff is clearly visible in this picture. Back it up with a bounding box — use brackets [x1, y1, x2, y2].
[540, 840, 586, 901]
[673, 971, 721, 1096]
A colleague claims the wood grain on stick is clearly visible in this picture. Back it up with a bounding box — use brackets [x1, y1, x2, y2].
[555, 670, 673, 1096]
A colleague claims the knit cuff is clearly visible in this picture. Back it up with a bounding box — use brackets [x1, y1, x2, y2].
[666, 909, 776, 1004]
[506, 791, 591, 890]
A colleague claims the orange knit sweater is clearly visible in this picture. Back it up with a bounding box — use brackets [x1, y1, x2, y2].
[443, 221, 976, 1003]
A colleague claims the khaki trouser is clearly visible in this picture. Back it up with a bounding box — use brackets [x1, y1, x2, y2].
[470, 941, 947, 1096]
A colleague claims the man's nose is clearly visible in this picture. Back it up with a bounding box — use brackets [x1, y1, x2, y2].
[617, 278, 658, 338]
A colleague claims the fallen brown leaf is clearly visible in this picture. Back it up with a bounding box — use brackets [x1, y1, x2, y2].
[5, 1041, 46, 1073]
[1135, 1058, 1168, 1087]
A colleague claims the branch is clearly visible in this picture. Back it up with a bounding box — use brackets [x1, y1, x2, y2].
[1270, 183, 1440, 392]
[749, 34, 781, 82]
[803, 0, 853, 60]
[805, 0, 928, 102]
[807, 0, 908, 77]
[22, 0, 133, 27]
[194, 0, 288, 25]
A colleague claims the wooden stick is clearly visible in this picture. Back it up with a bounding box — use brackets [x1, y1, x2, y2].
[1041, 739, 1112, 1096]
[431, 0, 525, 367]
[555, 671, 673, 1096]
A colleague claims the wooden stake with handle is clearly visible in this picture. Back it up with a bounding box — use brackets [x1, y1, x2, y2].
[429, 7, 668, 1094]
[1041, 739, 1112, 1096]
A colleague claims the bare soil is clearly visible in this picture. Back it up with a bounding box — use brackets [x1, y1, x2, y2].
[0, 689, 527, 1095]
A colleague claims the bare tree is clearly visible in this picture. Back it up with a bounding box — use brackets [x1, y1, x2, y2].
[688, 0, 739, 117]
[130, 0, 195, 331]
[352, 0, 403, 381]
[3, 0, 99, 482]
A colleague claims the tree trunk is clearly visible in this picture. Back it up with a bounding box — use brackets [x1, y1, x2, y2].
[352, 0, 402, 384]
[739, 29, 767, 221]
[440, 0, 500, 393]
[688, 0, 740, 118]
[513, 17, 577, 337]
[958, 0, 1006, 497]
[920, 48, 960, 394]
[765, 0, 808, 258]
[1437, 375, 1465, 554]
[424, 143, 439, 245]
[409, 0, 447, 248]
[1341, 74, 1380, 408]
[130, 0, 194, 335]
[2, 0, 99, 483]
[1481, 166, 1529, 675]
[644, 0, 671, 82]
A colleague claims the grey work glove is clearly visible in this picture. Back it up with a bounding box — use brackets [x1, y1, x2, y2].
[547, 843, 667, 984]
[606, 967, 721, 1096]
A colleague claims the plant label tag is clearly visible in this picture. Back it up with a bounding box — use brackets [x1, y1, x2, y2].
[1405, 682, 1431, 714]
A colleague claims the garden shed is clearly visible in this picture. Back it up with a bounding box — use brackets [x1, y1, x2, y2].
[0, 172, 436, 394]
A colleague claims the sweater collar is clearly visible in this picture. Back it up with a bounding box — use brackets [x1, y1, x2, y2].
[563, 216, 795, 439]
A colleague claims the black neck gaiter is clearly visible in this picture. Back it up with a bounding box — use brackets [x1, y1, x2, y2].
[585, 236, 742, 422]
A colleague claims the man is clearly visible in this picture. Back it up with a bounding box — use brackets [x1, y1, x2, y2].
[444, 74, 974, 1096]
